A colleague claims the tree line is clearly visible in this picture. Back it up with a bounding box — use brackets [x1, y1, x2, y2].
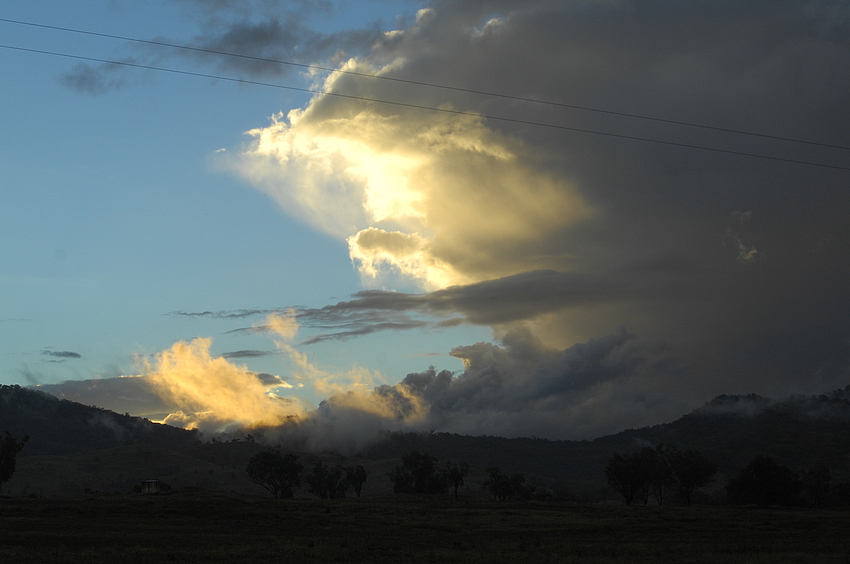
[246, 449, 533, 501]
[604, 444, 716, 505]
[605, 444, 850, 507]
[245, 450, 367, 500]
[387, 451, 535, 500]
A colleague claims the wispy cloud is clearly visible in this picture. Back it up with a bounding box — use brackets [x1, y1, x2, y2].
[169, 308, 281, 319]
[40, 349, 82, 362]
[219, 349, 277, 359]
[60, 1, 385, 95]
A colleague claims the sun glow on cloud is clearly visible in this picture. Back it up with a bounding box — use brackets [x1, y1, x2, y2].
[140, 337, 304, 432]
[229, 61, 592, 291]
[139, 313, 425, 437]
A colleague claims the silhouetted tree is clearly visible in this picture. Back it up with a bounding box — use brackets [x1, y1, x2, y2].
[509, 472, 534, 500]
[633, 448, 658, 505]
[245, 451, 302, 499]
[605, 452, 644, 505]
[389, 451, 446, 494]
[800, 464, 831, 507]
[726, 455, 801, 507]
[486, 467, 532, 500]
[345, 465, 368, 498]
[487, 467, 512, 500]
[0, 430, 28, 494]
[606, 446, 716, 506]
[305, 461, 349, 499]
[445, 461, 469, 499]
[641, 445, 676, 505]
[668, 447, 717, 505]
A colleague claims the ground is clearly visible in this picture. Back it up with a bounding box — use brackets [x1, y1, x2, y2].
[2, 490, 850, 563]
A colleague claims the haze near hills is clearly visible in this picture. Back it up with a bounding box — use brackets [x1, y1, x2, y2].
[2, 383, 849, 499]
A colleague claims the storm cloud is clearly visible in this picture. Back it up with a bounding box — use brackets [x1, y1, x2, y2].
[227, 0, 849, 405]
[51, 0, 850, 443]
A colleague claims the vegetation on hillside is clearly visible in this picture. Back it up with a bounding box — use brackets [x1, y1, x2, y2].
[4, 383, 850, 504]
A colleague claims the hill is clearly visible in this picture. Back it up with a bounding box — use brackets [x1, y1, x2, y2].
[0, 384, 197, 455]
[359, 386, 850, 494]
[2, 383, 850, 499]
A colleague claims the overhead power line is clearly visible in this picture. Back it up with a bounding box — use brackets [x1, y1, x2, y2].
[1, 44, 848, 172]
[2, 16, 849, 153]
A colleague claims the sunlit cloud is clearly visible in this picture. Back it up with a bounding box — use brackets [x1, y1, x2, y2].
[139, 337, 305, 432]
[130, 324, 431, 449]
[263, 309, 300, 341]
[228, 74, 593, 290]
[260, 312, 384, 396]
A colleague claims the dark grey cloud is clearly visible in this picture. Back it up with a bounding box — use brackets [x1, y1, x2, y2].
[296, 259, 705, 335]
[300, 320, 431, 344]
[39, 349, 83, 364]
[189, 304, 436, 343]
[41, 349, 82, 359]
[60, 61, 134, 95]
[60, 0, 384, 94]
[298, 327, 691, 442]
[303, 0, 850, 401]
[219, 349, 276, 359]
[255, 372, 289, 387]
[169, 308, 280, 319]
[183, 17, 382, 78]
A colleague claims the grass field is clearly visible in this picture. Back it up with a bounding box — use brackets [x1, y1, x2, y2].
[2, 491, 850, 563]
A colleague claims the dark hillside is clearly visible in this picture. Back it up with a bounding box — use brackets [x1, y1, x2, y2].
[361, 386, 850, 493]
[0, 384, 197, 455]
[599, 388, 850, 476]
[3, 383, 850, 498]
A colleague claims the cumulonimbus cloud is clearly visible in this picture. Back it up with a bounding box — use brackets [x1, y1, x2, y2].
[105, 0, 850, 443]
[223, 0, 850, 401]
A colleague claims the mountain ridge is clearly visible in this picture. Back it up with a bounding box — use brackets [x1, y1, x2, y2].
[2, 383, 849, 498]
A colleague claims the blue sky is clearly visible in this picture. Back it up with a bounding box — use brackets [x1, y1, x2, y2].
[2, 0, 849, 443]
[1, 0, 482, 391]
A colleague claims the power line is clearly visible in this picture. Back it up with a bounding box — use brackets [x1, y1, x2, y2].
[2, 43, 849, 172]
[2, 16, 849, 153]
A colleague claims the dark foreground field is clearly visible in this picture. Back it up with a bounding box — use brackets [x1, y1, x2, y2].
[2, 491, 850, 563]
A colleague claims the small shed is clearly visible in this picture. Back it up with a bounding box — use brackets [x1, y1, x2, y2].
[141, 479, 161, 494]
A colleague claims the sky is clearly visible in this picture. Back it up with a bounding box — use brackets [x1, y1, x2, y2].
[2, 0, 849, 447]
